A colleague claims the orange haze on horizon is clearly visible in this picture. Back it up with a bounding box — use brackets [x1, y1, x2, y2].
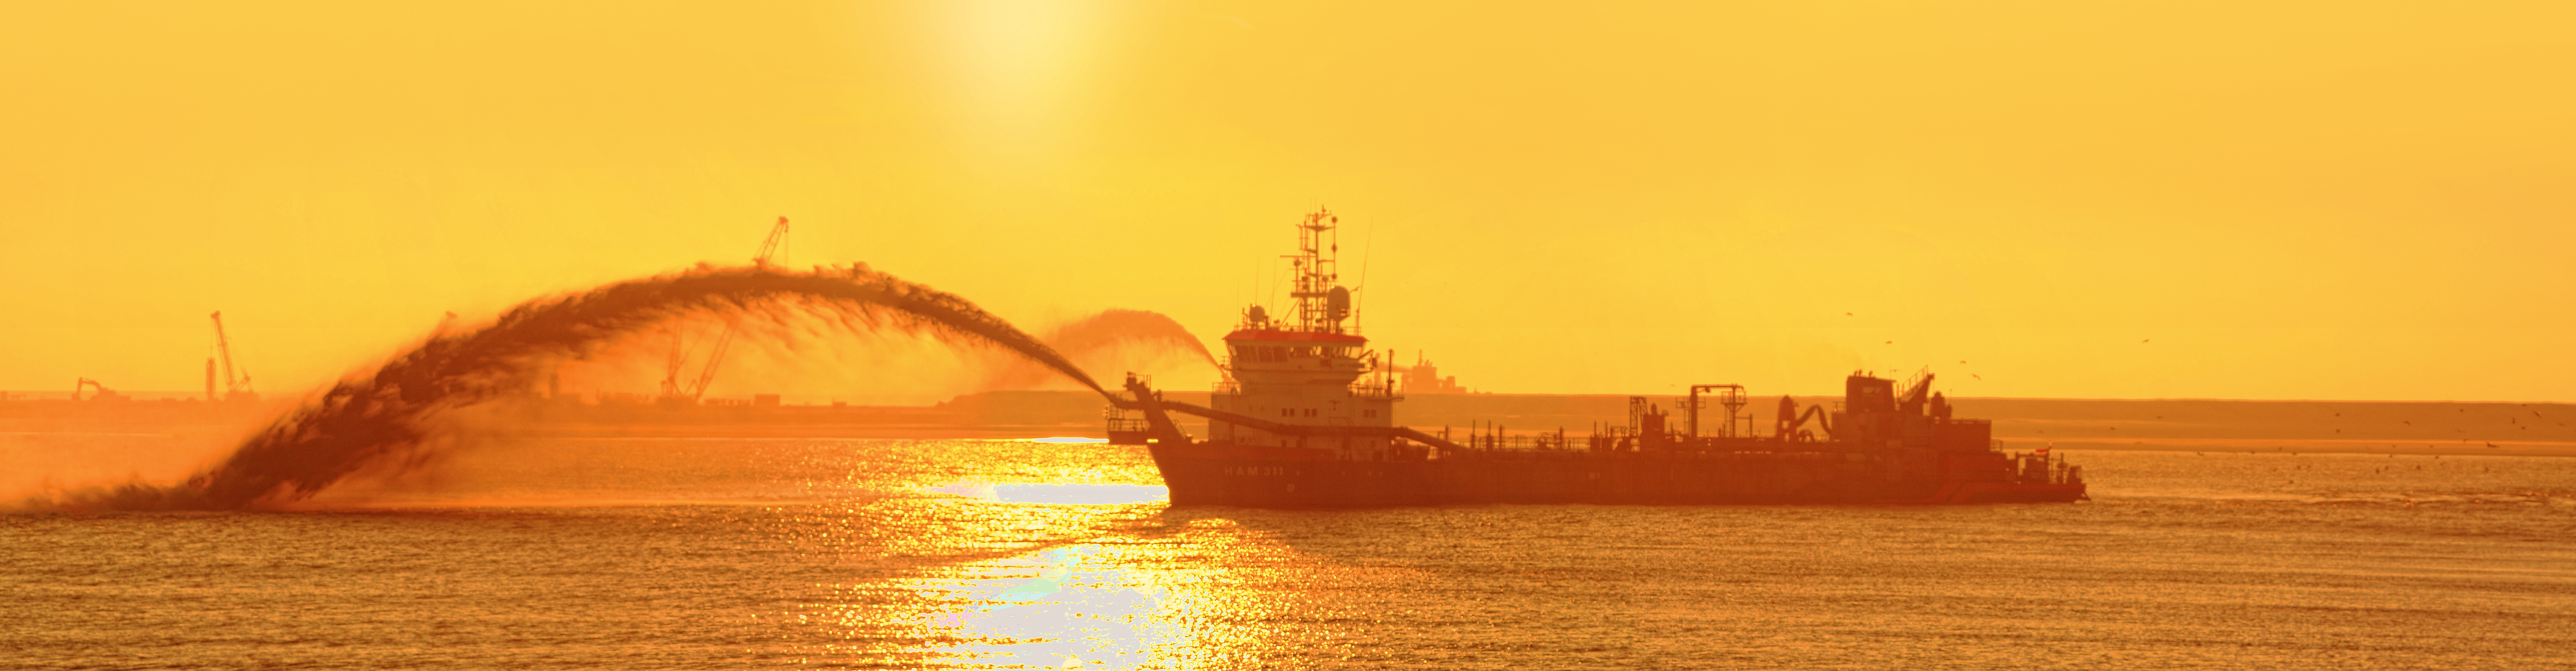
[2, 1, 2570, 403]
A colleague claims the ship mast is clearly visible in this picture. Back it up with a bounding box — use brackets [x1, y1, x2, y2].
[1285, 208, 1350, 334]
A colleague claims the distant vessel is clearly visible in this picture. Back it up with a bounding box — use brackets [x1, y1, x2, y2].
[1394, 352, 1470, 394]
[1108, 211, 2085, 506]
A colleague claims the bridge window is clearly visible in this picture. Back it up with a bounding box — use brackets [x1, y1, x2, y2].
[1232, 346, 1291, 362]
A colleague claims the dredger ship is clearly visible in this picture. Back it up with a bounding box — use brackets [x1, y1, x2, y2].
[1106, 211, 2085, 506]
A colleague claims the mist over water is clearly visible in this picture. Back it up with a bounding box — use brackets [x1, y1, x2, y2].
[37, 265, 1106, 511]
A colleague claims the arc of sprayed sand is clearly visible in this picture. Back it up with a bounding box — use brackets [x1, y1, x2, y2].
[1046, 309, 1220, 368]
[184, 265, 1108, 510]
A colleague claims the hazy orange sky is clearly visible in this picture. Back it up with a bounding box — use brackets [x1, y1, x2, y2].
[3, 1, 2570, 402]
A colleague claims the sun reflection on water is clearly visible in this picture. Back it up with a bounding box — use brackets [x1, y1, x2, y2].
[924, 480, 1170, 505]
[750, 439, 1369, 667]
[802, 513, 1319, 669]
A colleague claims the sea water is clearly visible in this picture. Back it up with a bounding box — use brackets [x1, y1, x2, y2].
[5, 439, 2572, 669]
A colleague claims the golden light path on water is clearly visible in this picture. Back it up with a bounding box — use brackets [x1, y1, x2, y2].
[805, 515, 1306, 668]
[731, 439, 1394, 668]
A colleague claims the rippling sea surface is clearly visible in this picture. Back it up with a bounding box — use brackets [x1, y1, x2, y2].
[6, 439, 2573, 669]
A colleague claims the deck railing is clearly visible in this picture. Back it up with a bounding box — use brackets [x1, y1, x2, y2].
[1348, 381, 1402, 400]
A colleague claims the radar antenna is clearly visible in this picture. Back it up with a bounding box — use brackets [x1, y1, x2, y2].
[1285, 208, 1348, 333]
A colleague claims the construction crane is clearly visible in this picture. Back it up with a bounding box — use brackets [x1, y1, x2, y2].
[660, 217, 790, 403]
[210, 311, 256, 401]
[658, 329, 691, 402]
[753, 215, 790, 267]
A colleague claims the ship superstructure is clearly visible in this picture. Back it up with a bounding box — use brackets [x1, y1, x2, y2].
[1108, 211, 2084, 507]
[1201, 210, 1404, 460]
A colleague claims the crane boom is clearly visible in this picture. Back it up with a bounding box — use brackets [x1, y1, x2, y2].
[684, 217, 789, 399]
[659, 217, 792, 402]
[209, 311, 252, 399]
[658, 330, 689, 400]
[754, 216, 790, 266]
[687, 331, 735, 399]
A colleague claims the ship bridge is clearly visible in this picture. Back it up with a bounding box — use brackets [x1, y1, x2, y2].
[1221, 328, 1370, 385]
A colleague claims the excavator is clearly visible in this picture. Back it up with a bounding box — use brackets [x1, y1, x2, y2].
[1772, 370, 1939, 443]
[74, 378, 128, 402]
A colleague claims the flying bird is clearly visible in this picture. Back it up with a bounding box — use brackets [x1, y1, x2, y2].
[1971, 374, 1981, 380]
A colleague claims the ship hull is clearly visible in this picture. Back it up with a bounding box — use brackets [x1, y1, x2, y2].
[1148, 442, 2085, 507]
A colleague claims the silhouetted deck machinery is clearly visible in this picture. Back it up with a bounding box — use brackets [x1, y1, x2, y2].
[1108, 211, 2085, 506]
